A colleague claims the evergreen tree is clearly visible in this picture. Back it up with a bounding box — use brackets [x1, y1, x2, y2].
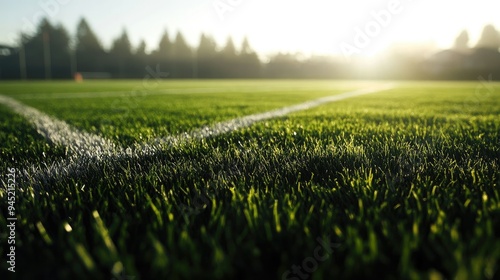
[218, 36, 238, 77]
[158, 31, 172, 57]
[238, 37, 261, 78]
[454, 30, 469, 52]
[196, 34, 218, 78]
[133, 39, 148, 75]
[50, 23, 72, 78]
[172, 31, 193, 78]
[75, 18, 106, 72]
[21, 18, 71, 79]
[222, 37, 237, 57]
[152, 30, 173, 74]
[135, 40, 147, 56]
[476, 25, 500, 50]
[110, 29, 133, 77]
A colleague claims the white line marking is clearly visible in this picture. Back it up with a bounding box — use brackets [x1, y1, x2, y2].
[149, 84, 395, 146]
[0, 95, 120, 157]
[2, 84, 395, 187]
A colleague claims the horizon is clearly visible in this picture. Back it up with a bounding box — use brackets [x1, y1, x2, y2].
[1, 0, 500, 58]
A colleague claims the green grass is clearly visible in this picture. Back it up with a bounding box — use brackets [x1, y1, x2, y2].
[1, 80, 366, 146]
[0, 104, 67, 168]
[0, 80, 499, 280]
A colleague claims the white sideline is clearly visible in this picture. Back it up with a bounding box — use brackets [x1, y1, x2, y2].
[1, 84, 394, 185]
[0, 95, 120, 157]
[149, 84, 395, 146]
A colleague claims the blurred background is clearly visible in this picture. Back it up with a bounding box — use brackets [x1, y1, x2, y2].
[0, 0, 499, 80]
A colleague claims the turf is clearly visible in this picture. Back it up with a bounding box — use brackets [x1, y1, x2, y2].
[0, 104, 68, 169]
[0, 80, 499, 280]
[1, 80, 365, 146]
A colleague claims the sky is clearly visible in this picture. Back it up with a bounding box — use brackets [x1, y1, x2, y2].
[0, 0, 499, 58]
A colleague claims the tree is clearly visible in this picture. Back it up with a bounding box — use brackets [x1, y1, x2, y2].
[265, 53, 302, 78]
[157, 31, 172, 57]
[475, 24, 500, 50]
[173, 32, 192, 60]
[240, 37, 253, 55]
[135, 40, 147, 56]
[110, 29, 133, 77]
[217, 36, 238, 77]
[151, 30, 173, 74]
[132, 39, 148, 75]
[221, 37, 237, 58]
[172, 31, 193, 78]
[76, 18, 103, 54]
[454, 30, 469, 52]
[50, 23, 72, 78]
[75, 18, 106, 73]
[111, 30, 132, 57]
[196, 34, 218, 78]
[20, 18, 71, 79]
[238, 37, 261, 78]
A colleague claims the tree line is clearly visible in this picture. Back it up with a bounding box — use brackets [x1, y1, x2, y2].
[0, 18, 262, 79]
[0, 18, 499, 80]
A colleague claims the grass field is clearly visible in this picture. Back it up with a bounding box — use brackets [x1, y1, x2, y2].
[0, 80, 499, 279]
